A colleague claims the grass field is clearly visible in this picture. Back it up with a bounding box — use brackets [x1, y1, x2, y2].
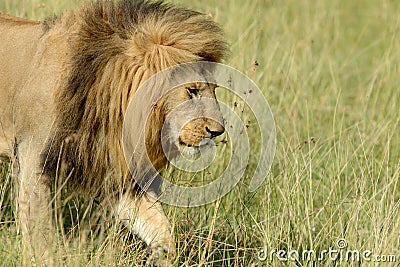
[1, 0, 400, 266]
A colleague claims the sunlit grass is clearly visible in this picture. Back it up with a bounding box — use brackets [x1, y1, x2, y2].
[0, 0, 399, 266]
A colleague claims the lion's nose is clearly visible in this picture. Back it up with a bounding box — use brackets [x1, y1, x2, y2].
[206, 125, 224, 138]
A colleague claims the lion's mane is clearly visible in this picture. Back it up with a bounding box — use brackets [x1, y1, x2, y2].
[41, 0, 228, 197]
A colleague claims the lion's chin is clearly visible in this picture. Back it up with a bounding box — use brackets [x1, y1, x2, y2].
[180, 146, 201, 159]
[177, 138, 213, 160]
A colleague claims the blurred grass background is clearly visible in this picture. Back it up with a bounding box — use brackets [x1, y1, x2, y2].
[0, 0, 399, 266]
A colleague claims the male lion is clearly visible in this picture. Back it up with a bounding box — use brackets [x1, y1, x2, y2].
[0, 0, 227, 265]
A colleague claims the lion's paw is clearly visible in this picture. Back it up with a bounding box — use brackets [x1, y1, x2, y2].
[146, 245, 174, 267]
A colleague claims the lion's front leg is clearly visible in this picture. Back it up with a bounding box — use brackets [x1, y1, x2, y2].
[17, 142, 54, 265]
[115, 193, 175, 266]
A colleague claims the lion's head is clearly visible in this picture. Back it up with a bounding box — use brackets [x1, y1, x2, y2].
[171, 82, 225, 154]
[156, 81, 225, 159]
[42, 0, 228, 197]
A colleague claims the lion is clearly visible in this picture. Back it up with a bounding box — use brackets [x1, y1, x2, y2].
[0, 0, 228, 265]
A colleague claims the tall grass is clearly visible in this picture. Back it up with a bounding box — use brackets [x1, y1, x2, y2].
[1, 0, 399, 266]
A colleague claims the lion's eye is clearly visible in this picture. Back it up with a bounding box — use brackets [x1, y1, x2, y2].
[187, 88, 201, 98]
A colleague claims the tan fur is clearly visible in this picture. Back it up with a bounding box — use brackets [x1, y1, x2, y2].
[0, 0, 227, 265]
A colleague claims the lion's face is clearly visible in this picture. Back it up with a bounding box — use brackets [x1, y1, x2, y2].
[161, 82, 225, 158]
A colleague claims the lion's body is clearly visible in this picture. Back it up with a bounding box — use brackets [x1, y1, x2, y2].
[0, 0, 227, 265]
[0, 14, 42, 156]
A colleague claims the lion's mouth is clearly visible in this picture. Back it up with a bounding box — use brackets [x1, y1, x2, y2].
[178, 138, 212, 148]
[178, 140, 197, 148]
[179, 140, 193, 147]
